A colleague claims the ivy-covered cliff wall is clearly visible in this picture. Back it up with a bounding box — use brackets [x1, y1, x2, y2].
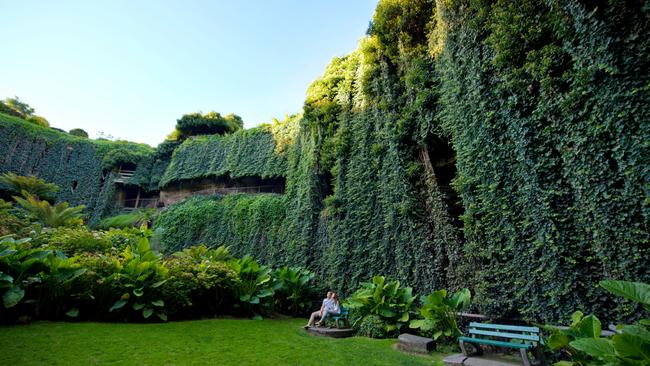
[436, 0, 649, 322]
[1, 0, 647, 324]
[0, 113, 153, 223]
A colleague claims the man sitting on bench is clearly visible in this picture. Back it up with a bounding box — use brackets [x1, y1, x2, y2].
[305, 291, 333, 329]
[316, 292, 340, 327]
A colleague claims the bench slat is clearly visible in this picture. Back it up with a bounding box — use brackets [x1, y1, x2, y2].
[468, 329, 539, 341]
[459, 336, 532, 349]
[469, 322, 539, 333]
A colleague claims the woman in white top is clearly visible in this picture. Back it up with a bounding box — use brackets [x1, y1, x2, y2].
[316, 292, 340, 326]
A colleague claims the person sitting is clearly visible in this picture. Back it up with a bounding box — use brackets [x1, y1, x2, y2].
[304, 291, 332, 329]
[316, 292, 340, 327]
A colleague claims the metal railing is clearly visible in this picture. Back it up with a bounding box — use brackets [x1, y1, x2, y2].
[191, 185, 283, 196]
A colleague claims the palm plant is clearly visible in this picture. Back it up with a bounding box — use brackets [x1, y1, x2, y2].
[0, 172, 59, 202]
[13, 192, 85, 227]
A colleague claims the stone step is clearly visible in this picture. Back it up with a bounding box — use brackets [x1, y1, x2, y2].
[397, 333, 435, 354]
[305, 326, 354, 338]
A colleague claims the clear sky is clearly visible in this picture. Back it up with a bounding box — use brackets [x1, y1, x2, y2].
[0, 1, 377, 146]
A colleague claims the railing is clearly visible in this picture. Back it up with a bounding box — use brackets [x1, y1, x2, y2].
[114, 169, 135, 183]
[121, 198, 159, 211]
[191, 185, 283, 196]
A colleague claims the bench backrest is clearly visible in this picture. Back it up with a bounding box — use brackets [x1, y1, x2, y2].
[468, 322, 540, 342]
[339, 307, 349, 316]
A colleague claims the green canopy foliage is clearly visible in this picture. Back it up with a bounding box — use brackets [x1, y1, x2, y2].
[174, 111, 244, 140]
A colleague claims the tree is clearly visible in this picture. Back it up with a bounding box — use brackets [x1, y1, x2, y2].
[69, 128, 88, 138]
[0, 101, 23, 118]
[174, 111, 244, 140]
[4, 97, 34, 117]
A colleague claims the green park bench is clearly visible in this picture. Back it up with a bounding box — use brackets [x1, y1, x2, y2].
[459, 322, 545, 366]
[330, 307, 350, 328]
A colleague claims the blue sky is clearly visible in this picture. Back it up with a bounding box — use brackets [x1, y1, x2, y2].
[0, 1, 376, 146]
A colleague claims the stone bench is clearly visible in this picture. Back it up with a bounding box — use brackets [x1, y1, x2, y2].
[396, 333, 435, 354]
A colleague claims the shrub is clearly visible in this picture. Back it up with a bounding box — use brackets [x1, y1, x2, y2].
[346, 275, 417, 333]
[0, 172, 59, 202]
[162, 256, 238, 319]
[26, 115, 49, 127]
[68, 128, 88, 138]
[355, 315, 396, 339]
[103, 227, 144, 252]
[38, 227, 111, 255]
[0, 199, 31, 237]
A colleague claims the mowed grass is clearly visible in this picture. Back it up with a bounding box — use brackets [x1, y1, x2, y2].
[0, 318, 443, 366]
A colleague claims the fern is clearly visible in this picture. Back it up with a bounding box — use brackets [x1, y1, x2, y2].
[0, 172, 59, 202]
[13, 192, 85, 227]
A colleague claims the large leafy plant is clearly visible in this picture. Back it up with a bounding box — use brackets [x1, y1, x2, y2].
[174, 244, 232, 263]
[273, 266, 316, 315]
[0, 235, 46, 309]
[228, 255, 278, 318]
[14, 192, 85, 227]
[346, 275, 417, 332]
[546, 280, 649, 366]
[107, 237, 168, 321]
[409, 288, 471, 341]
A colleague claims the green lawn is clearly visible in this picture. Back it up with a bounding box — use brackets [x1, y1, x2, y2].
[0, 318, 443, 365]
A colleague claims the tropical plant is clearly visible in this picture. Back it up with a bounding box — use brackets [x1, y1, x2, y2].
[14, 192, 84, 227]
[106, 237, 168, 321]
[228, 255, 278, 318]
[0, 173, 59, 202]
[37, 251, 86, 318]
[173, 244, 232, 263]
[272, 266, 316, 315]
[545, 280, 650, 366]
[0, 235, 48, 309]
[345, 275, 417, 333]
[409, 288, 471, 341]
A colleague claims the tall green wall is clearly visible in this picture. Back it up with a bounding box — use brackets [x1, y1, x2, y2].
[2, 0, 648, 324]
